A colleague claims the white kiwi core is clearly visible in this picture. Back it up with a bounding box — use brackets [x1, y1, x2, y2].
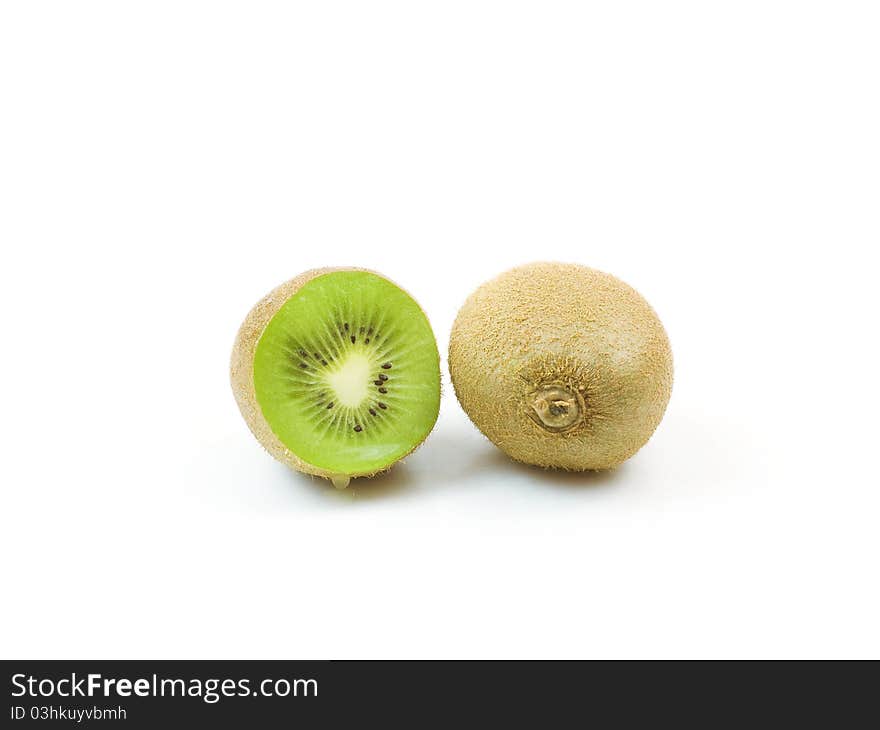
[325, 352, 372, 407]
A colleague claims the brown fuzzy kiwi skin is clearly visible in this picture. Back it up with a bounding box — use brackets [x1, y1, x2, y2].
[448, 262, 673, 471]
[230, 267, 439, 486]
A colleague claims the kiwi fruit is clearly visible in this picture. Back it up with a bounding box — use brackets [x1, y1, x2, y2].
[231, 268, 441, 488]
[448, 262, 672, 470]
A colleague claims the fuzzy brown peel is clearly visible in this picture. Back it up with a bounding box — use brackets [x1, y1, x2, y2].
[448, 262, 673, 470]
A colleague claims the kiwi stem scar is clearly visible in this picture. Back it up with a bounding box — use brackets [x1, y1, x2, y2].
[527, 385, 583, 433]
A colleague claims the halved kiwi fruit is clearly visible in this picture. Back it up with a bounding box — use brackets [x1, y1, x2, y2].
[231, 268, 440, 488]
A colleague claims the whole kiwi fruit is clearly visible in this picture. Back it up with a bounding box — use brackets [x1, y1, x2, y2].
[448, 262, 673, 470]
[231, 267, 441, 488]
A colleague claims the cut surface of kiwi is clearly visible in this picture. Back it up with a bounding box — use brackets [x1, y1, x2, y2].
[232, 269, 440, 486]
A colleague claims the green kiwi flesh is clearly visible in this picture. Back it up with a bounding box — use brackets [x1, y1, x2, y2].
[250, 270, 440, 483]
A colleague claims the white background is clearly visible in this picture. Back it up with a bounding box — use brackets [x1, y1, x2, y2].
[1, 2, 878, 659]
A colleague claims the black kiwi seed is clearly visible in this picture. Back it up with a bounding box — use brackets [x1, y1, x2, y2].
[378, 402, 387, 409]
[369, 408, 377, 416]
[378, 373, 388, 382]
[359, 326, 365, 333]
[344, 323, 349, 331]
[354, 425, 362, 432]
[299, 362, 308, 369]
[382, 362, 392, 369]
[350, 336, 356, 344]
[368, 327, 373, 335]
[299, 349, 308, 357]
[378, 387, 388, 394]
[374, 380, 383, 386]
[327, 402, 334, 409]
[321, 359, 328, 366]
[365, 338, 370, 344]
